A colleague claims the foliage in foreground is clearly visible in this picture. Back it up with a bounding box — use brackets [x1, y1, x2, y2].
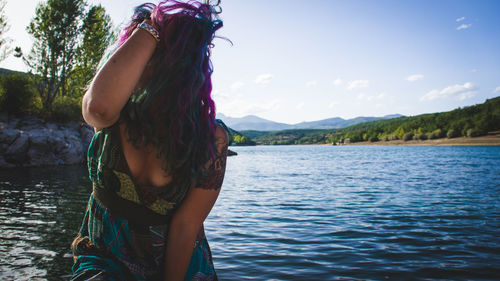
[245, 96, 500, 145]
[16, 0, 114, 113]
[0, 0, 11, 62]
[0, 0, 114, 122]
[0, 73, 39, 115]
[0, 72, 82, 121]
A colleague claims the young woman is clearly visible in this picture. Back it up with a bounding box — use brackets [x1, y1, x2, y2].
[71, 1, 229, 280]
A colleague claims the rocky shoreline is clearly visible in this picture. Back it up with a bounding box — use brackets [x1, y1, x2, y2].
[0, 115, 93, 168]
[0, 115, 238, 168]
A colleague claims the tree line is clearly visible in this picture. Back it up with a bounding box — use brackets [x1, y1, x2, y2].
[245, 96, 500, 145]
[226, 127, 256, 146]
[0, 0, 114, 121]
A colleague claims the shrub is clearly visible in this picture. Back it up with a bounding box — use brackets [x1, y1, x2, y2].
[414, 133, 428, 140]
[466, 128, 482, 137]
[447, 129, 460, 138]
[369, 136, 379, 142]
[403, 132, 414, 141]
[428, 129, 444, 139]
[0, 74, 38, 115]
[48, 95, 82, 122]
[233, 134, 255, 145]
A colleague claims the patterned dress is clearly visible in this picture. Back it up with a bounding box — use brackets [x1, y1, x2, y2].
[71, 120, 229, 281]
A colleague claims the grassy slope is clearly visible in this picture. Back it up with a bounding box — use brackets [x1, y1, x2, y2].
[242, 96, 500, 145]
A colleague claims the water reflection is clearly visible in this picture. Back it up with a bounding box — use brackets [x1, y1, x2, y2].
[1, 146, 500, 280]
[0, 166, 90, 280]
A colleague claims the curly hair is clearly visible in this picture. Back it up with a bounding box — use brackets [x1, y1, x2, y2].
[114, 0, 223, 190]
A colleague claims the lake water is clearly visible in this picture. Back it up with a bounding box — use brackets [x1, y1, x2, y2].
[1, 145, 499, 280]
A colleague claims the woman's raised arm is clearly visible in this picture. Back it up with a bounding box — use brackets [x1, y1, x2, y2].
[82, 25, 157, 129]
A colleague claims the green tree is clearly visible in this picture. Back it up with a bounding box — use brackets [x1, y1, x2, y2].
[402, 132, 413, 141]
[21, 0, 85, 111]
[0, 0, 11, 61]
[16, 0, 114, 117]
[428, 128, 444, 139]
[447, 128, 460, 138]
[0, 74, 39, 115]
[69, 4, 114, 96]
[394, 126, 405, 139]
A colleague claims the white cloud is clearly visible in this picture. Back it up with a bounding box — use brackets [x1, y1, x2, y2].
[212, 89, 229, 100]
[459, 91, 476, 100]
[456, 17, 466, 22]
[471, 69, 478, 73]
[457, 24, 472, 30]
[357, 93, 371, 101]
[306, 80, 317, 87]
[406, 74, 424, 82]
[255, 73, 273, 85]
[357, 92, 386, 101]
[347, 80, 369, 90]
[332, 78, 342, 86]
[328, 101, 339, 108]
[421, 82, 477, 101]
[216, 99, 281, 117]
[493, 86, 500, 94]
[230, 81, 244, 91]
[296, 102, 305, 109]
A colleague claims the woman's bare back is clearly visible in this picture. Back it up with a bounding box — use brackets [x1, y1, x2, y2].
[118, 123, 173, 188]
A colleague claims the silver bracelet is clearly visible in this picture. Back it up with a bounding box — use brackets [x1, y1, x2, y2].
[137, 22, 160, 42]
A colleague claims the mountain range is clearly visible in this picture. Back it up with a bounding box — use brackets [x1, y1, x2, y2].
[216, 113, 404, 131]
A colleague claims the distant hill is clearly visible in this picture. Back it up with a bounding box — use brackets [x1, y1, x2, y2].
[216, 113, 404, 131]
[246, 96, 500, 145]
[216, 113, 293, 131]
[293, 114, 404, 129]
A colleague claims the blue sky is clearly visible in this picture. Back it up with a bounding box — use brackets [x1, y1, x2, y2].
[2, 0, 500, 124]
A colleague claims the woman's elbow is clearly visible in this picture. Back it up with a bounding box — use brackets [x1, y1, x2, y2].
[82, 93, 118, 128]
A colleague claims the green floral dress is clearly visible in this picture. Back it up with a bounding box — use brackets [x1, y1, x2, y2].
[71, 121, 229, 281]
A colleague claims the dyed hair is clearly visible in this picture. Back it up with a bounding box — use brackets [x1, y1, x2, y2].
[116, 0, 223, 189]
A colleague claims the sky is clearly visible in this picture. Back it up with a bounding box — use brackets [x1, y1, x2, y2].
[1, 0, 500, 124]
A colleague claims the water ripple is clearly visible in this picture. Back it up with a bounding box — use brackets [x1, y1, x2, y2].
[1, 146, 500, 280]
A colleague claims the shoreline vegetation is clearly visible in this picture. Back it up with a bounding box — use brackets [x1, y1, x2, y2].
[237, 96, 500, 147]
[0, 98, 498, 168]
[340, 131, 500, 146]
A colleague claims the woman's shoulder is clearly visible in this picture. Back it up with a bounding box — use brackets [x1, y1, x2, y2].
[214, 119, 233, 145]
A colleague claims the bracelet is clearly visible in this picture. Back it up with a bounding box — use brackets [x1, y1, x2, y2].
[137, 22, 160, 42]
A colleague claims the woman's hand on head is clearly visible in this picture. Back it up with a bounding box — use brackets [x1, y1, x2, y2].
[81, 23, 158, 129]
